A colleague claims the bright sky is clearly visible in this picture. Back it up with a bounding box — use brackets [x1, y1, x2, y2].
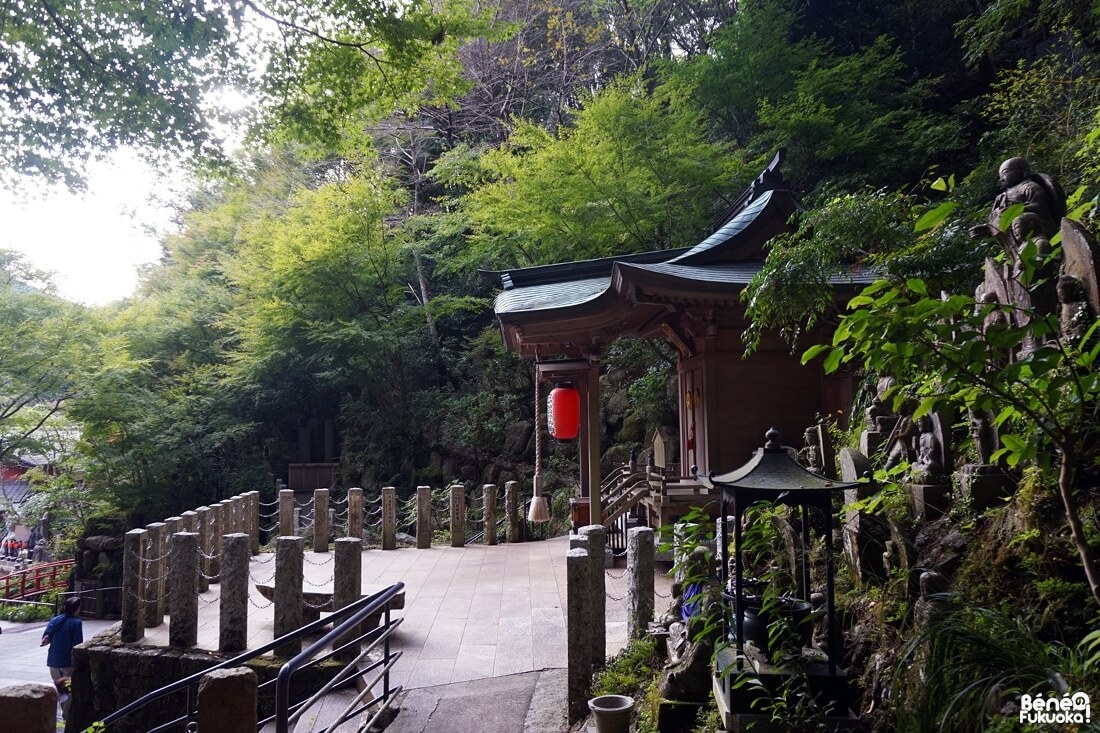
[0, 151, 181, 306]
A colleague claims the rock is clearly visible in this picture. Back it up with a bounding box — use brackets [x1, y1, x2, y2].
[502, 420, 533, 458]
[85, 535, 123, 552]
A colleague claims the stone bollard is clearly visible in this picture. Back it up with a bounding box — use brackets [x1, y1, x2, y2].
[313, 488, 330, 552]
[169, 532, 200, 648]
[0, 683, 56, 733]
[348, 488, 363, 541]
[333, 537, 363, 661]
[195, 507, 212, 593]
[233, 495, 246, 533]
[220, 533, 251, 653]
[381, 487, 397, 551]
[180, 510, 197, 533]
[274, 536, 305, 658]
[279, 489, 295, 537]
[579, 525, 607, 670]
[142, 522, 167, 628]
[213, 502, 231, 580]
[483, 484, 497, 546]
[248, 491, 261, 555]
[416, 486, 432, 549]
[121, 528, 146, 643]
[567, 547, 593, 723]
[450, 485, 465, 548]
[627, 527, 655, 640]
[197, 667, 257, 733]
[505, 480, 520, 543]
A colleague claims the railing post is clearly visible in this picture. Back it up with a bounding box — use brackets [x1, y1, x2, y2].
[450, 485, 465, 548]
[197, 668, 257, 732]
[274, 536, 304, 658]
[579, 524, 607, 670]
[279, 489, 295, 537]
[248, 491, 260, 555]
[169, 532, 199, 648]
[142, 522, 166, 628]
[347, 488, 363, 542]
[505, 480, 520, 544]
[627, 527, 655, 640]
[483, 484, 497, 545]
[333, 537, 363, 662]
[180, 510, 197, 533]
[313, 488, 330, 552]
[381, 487, 396, 551]
[567, 546, 593, 723]
[416, 486, 432, 549]
[121, 528, 146, 643]
[220, 533, 250, 653]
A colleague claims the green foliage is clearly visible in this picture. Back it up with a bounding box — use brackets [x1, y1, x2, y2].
[0, 600, 55, 622]
[891, 604, 1099, 732]
[591, 636, 660, 696]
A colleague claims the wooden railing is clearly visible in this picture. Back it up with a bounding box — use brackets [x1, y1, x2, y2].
[0, 559, 75, 600]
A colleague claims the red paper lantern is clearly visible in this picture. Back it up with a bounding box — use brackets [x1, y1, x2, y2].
[547, 386, 581, 440]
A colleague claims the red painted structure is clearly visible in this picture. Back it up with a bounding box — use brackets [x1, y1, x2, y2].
[548, 386, 581, 440]
[1, 559, 74, 601]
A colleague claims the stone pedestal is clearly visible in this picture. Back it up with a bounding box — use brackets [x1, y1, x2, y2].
[197, 667, 257, 733]
[220, 533, 250, 653]
[955, 464, 1014, 511]
[416, 486, 432, 549]
[905, 483, 952, 521]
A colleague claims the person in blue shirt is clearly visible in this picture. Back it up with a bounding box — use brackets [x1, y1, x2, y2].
[41, 596, 83, 720]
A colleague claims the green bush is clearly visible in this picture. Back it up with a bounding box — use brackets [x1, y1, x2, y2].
[0, 600, 55, 622]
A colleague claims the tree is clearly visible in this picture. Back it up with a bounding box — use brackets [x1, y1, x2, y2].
[805, 273, 1100, 607]
[0, 251, 100, 464]
[0, 0, 495, 189]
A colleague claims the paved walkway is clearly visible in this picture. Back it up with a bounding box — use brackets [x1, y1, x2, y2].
[2, 536, 672, 728]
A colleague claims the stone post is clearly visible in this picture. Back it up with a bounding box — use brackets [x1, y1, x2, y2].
[333, 537, 363, 661]
[197, 667, 257, 733]
[450, 485, 465, 548]
[121, 528, 146, 643]
[313, 488, 330, 552]
[195, 507, 211, 593]
[347, 488, 363, 541]
[381, 487, 397, 551]
[567, 547, 593, 723]
[0, 683, 56, 732]
[248, 491, 260, 555]
[579, 524, 606, 669]
[627, 527, 655, 640]
[142, 522, 166, 628]
[234, 495, 246, 533]
[416, 486, 432, 549]
[483, 484, 497, 545]
[209, 502, 224, 582]
[504, 480, 520, 543]
[180, 510, 197, 533]
[279, 488, 295, 537]
[169, 532, 199, 648]
[220, 533, 250, 653]
[274, 536, 305, 657]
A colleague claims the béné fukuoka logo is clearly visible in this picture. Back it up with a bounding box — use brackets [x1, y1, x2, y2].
[1019, 691, 1091, 725]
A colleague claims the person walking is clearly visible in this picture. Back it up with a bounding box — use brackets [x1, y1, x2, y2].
[41, 596, 83, 720]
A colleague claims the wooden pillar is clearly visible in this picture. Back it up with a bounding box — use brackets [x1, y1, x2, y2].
[586, 357, 602, 525]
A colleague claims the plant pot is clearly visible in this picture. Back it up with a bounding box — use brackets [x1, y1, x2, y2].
[588, 694, 634, 733]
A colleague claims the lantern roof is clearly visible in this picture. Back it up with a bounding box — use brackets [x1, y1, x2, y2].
[700, 428, 860, 506]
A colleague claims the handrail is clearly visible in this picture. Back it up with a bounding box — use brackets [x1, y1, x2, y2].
[0, 559, 74, 600]
[99, 582, 405, 731]
[275, 582, 405, 733]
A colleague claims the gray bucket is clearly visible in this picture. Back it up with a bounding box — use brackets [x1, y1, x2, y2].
[588, 694, 634, 733]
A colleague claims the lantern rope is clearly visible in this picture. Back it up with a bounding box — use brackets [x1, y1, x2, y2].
[528, 369, 550, 522]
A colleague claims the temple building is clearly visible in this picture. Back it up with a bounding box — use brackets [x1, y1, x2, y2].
[480, 151, 874, 530]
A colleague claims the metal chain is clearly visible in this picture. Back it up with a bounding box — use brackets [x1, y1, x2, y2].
[605, 589, 627, 602]
[605, 568, 627, 580]
[303, 597, 332, 610]
[259, 499, 279, 507]
[303, 576, 329, 588]
[302, 553, 334, 566]
[251, 553, 275, 565]
[654, 589, 672, 599]
[248, 595, 274, 609]
[330, 494, 349, 505]
[249, 569, 276, 585]
[198, 592, 222, 605]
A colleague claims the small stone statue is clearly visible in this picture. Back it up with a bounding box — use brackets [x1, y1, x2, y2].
[909, 415, 945, 484]
[913, 570, 951, 629]
[970, 157, 1062, 249]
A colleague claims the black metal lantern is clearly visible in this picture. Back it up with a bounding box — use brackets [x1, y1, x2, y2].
[699, 427, 859, 676]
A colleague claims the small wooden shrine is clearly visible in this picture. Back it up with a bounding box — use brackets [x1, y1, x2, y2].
[480, 151, 874, 529]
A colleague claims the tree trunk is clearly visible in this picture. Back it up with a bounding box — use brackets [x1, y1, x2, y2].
[1058, 451, 1100, 607]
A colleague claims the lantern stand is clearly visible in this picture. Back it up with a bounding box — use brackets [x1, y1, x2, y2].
[699, 428, 860, 728]
[528, 374, 550, 523]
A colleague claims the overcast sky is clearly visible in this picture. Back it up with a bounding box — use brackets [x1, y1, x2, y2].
[0, 151, 180, 306]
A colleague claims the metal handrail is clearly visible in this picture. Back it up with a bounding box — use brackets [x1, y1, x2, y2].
[98, 582, 405, 731]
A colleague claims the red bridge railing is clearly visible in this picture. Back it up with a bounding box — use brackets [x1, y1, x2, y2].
[0, 559, 75, 601]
